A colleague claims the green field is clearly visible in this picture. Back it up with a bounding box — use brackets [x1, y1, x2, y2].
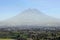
[0, 39, 15, 40]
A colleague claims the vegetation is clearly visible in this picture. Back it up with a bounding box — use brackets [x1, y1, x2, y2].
[0, 39, 14, 40]
[0, 27, 60, 40]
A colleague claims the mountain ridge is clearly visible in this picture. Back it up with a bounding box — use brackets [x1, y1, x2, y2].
[0, 9, 60, 27]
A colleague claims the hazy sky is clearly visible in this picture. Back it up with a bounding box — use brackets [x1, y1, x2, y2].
[0, 0, 60, 21]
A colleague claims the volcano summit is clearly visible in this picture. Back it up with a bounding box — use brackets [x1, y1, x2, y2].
[0, 9, 60, 27]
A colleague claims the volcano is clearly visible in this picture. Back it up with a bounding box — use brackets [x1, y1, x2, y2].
[0, 9, 60, 27]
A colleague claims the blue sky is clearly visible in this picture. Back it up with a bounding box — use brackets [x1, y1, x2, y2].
[0, 0, 60, 21]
